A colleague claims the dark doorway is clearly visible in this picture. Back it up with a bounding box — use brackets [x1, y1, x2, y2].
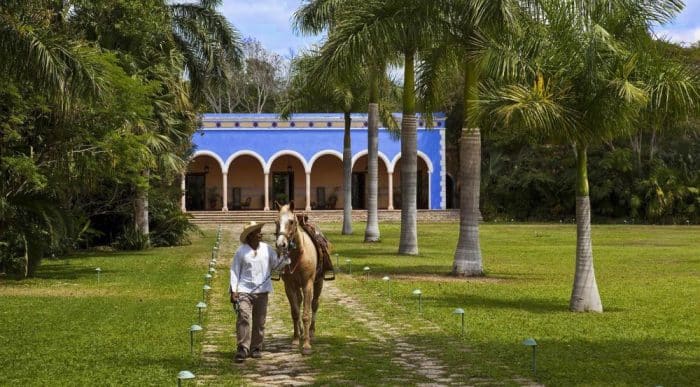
[272, 171, 294, 207]
[446, 174, 455, 208]
[352, 172, 366, 209]
[417, 170, 428, 209]
[186, 174, 206, 211]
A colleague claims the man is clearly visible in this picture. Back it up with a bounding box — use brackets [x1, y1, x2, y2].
[230, 221, 288, 363]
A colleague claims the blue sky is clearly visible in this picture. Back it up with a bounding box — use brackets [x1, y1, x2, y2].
[220, 0, 700, 56]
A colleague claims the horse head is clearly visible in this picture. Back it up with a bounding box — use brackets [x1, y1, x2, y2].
[275, 201, 296, 251]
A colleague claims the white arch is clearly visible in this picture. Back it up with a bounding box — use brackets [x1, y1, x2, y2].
[266, 150, 310, 174]
[390, 151, 434, 173]
[191, 150, 225, 171]
[308, 150, 343, 170]
[351, 150, 392, 173]
[223, 150, 266, 174]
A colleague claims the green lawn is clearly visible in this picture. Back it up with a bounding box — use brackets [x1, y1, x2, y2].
[0, 223, 697, 386]
[324, 223, 700, 386]
[0, 236, 218, 386]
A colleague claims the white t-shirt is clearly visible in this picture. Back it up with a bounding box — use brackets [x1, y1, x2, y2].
[229, 242, 281, 294]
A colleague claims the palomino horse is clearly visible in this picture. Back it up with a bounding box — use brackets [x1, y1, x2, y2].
[275, 202, 323, 355]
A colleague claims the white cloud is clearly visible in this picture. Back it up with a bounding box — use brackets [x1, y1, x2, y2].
[655, 27, 700, 46]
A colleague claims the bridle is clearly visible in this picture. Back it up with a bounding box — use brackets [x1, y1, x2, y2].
[275, 214, 302, 273]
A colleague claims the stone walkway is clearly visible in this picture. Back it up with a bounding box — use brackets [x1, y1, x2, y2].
[196, 225, 540, 386]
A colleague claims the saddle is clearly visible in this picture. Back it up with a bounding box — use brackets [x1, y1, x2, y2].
[296, 214, 335, 281]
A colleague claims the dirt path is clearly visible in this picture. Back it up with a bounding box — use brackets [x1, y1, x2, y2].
[196, 225, 539, 386]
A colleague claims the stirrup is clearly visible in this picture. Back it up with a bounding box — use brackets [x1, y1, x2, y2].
[323, 270, 335, 281]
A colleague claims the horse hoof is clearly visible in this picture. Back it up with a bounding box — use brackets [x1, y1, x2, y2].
[302, 347, 312, 356]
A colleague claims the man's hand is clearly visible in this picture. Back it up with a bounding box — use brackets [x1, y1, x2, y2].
[230, 292, 239, 304]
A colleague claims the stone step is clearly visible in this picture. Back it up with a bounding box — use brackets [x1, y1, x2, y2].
[188, 209, 459, 225]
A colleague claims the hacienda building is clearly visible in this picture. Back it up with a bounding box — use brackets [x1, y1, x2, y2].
[181, 113, 452, 213]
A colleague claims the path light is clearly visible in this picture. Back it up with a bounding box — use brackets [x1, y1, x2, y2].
[412, 289, 422, 314]
[196, 302, 207, 324]
[453, 308, 465, 336]
[177, 370, 195, 387]
[522, 338, 538, 377]
[382, 276, 391, 296]
[363, 266, 370, 280]
[202, 284, 211, 300]
[204, 273, 212, 285]
[95, 267, 101, 284]
[334, 254, 339, 270]
[189, 325, 203, 354]
[345, 259, 352, 275]
[209, 267, 216, 274]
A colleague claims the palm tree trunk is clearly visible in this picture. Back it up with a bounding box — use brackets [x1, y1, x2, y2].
[453, 62, 483, 276]
[399, 49, 418, 255]
[134, 169, 150, 246]
[364, 69, 380, 242]
[342, 111, 353, 235]
[570, 145, 603, 312]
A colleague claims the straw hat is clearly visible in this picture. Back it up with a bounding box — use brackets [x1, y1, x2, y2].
[240, 221, 265, 243]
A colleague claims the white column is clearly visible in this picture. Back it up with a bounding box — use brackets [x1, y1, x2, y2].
[180, 173, 186, 212]
[222, 172, 228, 211]
[305, 172, 311, 211]
[264, 173, 270, 211]
[388, 172, 394, 210]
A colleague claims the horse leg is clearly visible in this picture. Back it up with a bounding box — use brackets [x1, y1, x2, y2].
[310, 279, 324, 340]
[283, 279, 302, 346]
[301, 279, 314, 355]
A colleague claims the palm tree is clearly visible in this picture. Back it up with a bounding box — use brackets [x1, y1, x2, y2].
[293, 0, 398, 240]
[421, 1, 529, 275]
[318, 0, 443, 254]
[480, 0, 689, 312]
[279, 51, 367, 234]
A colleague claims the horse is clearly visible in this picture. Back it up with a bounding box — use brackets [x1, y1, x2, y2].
[275, 201, 324, 355]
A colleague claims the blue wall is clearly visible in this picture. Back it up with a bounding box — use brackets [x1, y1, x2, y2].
[192, 114, 445, 209]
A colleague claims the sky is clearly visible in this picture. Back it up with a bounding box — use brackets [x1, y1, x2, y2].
[219, 0, 700, 57]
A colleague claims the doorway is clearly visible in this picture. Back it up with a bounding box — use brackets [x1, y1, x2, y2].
[352, 172, 366, 209]
[272, 171, 294, 207]
[185, 174, 206, 211]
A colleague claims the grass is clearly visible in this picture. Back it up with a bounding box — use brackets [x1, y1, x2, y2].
[0, 223, 697, 386]
[321, 223, 700, 386]
[0, 236, 222, 386]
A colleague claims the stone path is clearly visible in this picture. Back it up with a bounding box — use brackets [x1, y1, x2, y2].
[196, 225, 540, 386]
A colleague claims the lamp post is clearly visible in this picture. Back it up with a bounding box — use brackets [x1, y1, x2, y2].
[345, 259, 351, 275]
[522, 338, 538, 377]
[189, 324, 202, 354]
[363, 266, 370, 280]
[196, 302, 207, 324]
[177, 370, 195, 387]
[382, 276, 390, 297]
[95, 267, 101, 284]
[412, 289, 422, 314]
[453, 308, 465, 336]
[202, 284, 211, 300]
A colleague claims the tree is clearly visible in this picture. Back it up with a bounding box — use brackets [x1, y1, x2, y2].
[318, 0, 443, 254]
[480, 0, 691, 312]
[293, 0, 399, 239]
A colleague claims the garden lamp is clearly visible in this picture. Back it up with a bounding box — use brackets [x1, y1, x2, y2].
[363, 266, 370, 280]
[205, 273, 212, 285]
[522, 338, 538, 377]
[453, 308, 465, 336]
[382, 276, 390, 296]
[412, 289, 422, 314]
[202, 284, 211, 300]
[345, 259, 351, 275]
[189, 324, 202, 354]
[95, 267, 101, 284]
[196, 302, 207, 324]
[177, 370, 195, 386]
